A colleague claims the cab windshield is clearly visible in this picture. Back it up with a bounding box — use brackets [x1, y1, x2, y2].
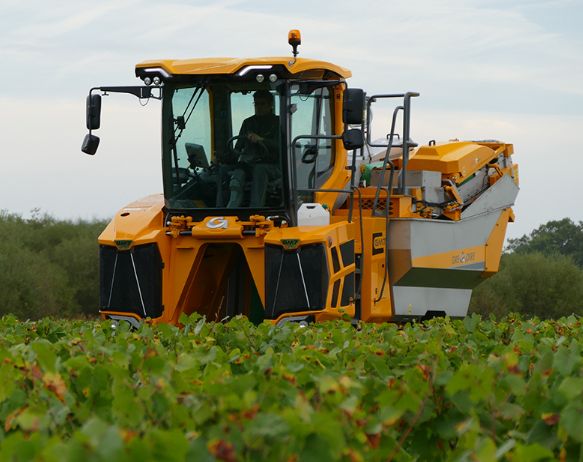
[163, 81, 285, 211]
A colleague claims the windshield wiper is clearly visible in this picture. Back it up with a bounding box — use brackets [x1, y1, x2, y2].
[169, 85, 206, 193]
[171, 86, 205, 148]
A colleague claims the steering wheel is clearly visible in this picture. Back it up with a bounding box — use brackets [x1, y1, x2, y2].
[226, 135, 247, 156]
[226, 134, 270, 163]
[213, 135, 245, 165]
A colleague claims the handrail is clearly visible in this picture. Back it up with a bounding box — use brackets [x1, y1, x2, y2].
[365, 92, 419, 194]
[291, 134, 356, 219]
[401, 92, 419, 193]
[371, 105, 402, 215]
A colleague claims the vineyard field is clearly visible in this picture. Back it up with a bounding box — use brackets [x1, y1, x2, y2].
[0, 314, 582, 461]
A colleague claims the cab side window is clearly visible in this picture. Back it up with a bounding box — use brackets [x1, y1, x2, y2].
[172, 87, 211, 171]
[290, 86, 334, 196]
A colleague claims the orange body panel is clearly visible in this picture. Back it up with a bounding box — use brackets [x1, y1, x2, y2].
[136, 57, 351, 79]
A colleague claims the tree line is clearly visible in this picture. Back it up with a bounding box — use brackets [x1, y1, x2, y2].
[0, 211, 106, 319]
[0, 212, 581, 319]
[470, 218, 583, 318]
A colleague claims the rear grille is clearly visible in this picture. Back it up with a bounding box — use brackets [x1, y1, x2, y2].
[265, 244, 329, 319]
[100, 244, 163, 318]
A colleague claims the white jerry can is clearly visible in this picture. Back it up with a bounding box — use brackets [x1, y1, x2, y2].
[297, 203, 330, 226]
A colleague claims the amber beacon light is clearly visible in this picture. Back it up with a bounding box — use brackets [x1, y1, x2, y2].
[288, 29, 301, 57]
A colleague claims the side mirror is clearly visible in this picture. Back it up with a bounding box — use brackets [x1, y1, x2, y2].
[81, 133, 100, 155]
[86, 94, 102, 130]
[342, 129, 364, 150]
[343, 88, 365, 125]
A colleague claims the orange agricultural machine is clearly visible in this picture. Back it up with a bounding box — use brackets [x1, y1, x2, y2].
[82, 31, 519, 327]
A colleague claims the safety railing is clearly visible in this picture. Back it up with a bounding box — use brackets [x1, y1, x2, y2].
[365, 92, 419, 200]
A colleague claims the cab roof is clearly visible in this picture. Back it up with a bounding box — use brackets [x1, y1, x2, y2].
[135, 57, 351, 79]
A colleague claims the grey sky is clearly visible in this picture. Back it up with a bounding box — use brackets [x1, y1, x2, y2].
[1, 0, 582, 239]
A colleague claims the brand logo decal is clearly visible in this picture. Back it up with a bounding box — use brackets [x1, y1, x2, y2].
[114, 240, 132, 250]
[452, 251, 476, 265]
[281, 239, 300, 250]
[372, 232, 385, 255]
[206, 217, 228, 229]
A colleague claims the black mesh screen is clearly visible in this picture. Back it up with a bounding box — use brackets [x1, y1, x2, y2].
[340, 240, 355, 267]
[331, 279, 340, 308]
[265, 243, 329, 319]
[331, 247, 340, 273]
[100, 244, 163, 318]
[341, 272, 355, 307]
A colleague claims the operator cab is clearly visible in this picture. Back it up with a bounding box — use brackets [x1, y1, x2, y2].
[162, 80, 284, 210]
[157, 69, 339, 223]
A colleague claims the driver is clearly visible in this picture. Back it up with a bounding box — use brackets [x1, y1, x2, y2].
[217, 90, 280, 207]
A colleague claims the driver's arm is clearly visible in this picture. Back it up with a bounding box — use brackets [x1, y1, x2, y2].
[235, 119, 250, 153]
[255, 117, 280, 162]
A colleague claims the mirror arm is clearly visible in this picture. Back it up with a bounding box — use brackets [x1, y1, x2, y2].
[96, 86, 161, 100]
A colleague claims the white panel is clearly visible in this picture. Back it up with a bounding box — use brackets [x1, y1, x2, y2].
[461, 174, 519, 220]
[392, 286, 472, 317]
